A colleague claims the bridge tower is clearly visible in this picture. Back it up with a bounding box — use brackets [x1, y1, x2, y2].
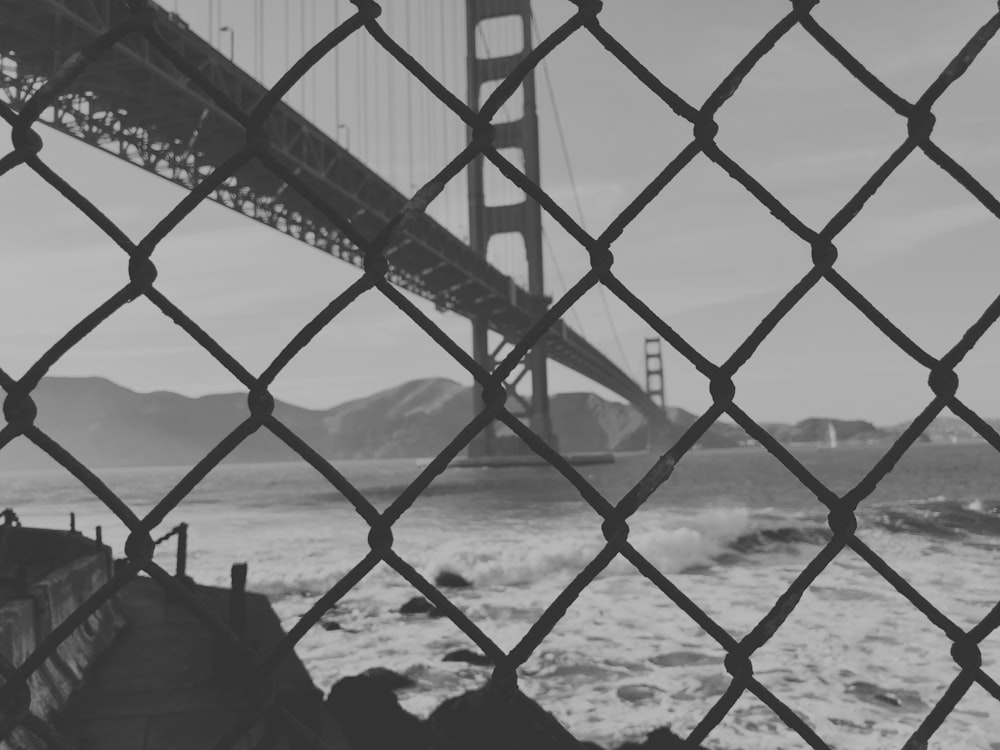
[466, 0, 555, 456]
[644, 337, 669, 449]
[644, 337, 666, 411]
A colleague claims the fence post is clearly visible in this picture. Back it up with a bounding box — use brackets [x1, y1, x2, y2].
[230, 562, 247, 640]
[176, 523, 188, 580]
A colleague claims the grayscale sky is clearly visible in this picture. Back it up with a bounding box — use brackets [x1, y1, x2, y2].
[1, 0, 998, 425]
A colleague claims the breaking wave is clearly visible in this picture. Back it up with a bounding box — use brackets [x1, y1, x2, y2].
[424, 508, 752, 587]
[251, 498, 1000, 599]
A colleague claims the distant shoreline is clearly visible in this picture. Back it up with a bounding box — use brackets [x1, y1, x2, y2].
[0, 438, 993, 475]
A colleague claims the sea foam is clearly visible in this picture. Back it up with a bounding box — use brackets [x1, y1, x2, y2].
[423, 507, 752, 587]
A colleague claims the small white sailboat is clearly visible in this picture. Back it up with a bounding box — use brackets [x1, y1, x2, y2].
[826, 421, 838, 449]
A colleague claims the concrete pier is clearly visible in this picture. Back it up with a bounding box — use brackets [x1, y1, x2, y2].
[55, 576, 352, 750]
[0, 524, 351, 750]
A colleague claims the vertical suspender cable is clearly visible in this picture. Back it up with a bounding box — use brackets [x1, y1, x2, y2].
[371, 25, 382, 172]
[334, 1, 340, 130]
[406, 3, 415, 190]
[311, 0, 317, 121]
[300, 0, 306, 113]
[424, 7, 433, 185]
[387, 9, 396, 186]
[529, 14, 632, 375]
[365, 32, 372, 161]
[441, 0, 452, 231]
[355, 25, 362, 157]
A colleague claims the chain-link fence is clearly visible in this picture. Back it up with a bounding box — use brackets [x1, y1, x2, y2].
[2, 0, 1000, 748]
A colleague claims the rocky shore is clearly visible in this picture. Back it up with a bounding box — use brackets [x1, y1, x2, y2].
[324, 667, 706, 750]
[316, 582, 711, 750]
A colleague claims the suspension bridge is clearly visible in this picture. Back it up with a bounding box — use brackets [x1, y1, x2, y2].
[0, 0, 668, 456]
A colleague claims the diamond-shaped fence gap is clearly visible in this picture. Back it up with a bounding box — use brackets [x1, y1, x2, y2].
[546, 365, 651, 456]
[524, 24, 693, 230]
[591, 0, 788, 107]
[926, 679, 1000, 750]
[751, 547, 965, 750]
[729, 281, 931, 486]
[631, 508, 831, 647]
[610, 152, 813, 364]
[265, 290, 473, 483]
[810, 0, 999, 104]
[488, 285, 674, 459]
[152, 206, 366, 378]
[851, 443, 1000, 632]
[23, 295, 253, 494]
[832, 153, 1000, 356]
[389, 458, 612, 640]
[713, 23, 906, 229]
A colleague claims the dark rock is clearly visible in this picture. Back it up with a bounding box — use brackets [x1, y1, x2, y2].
[358, 667, 417, 692]
[443, 649, 492, 667]
[615, 684, 662, 704]
[400, 596, 442, 616]
[434, 571, 472, 589]
[846, 680, 923, 711]
[429, 686, 580, 750]
[615, 726, 707, 749]
[325, 674, 439, 750]
[649, 651, 719, 668]
[320, 619, 342, 631]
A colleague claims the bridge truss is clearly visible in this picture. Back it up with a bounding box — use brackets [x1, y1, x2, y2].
[0, 0, 665, 424]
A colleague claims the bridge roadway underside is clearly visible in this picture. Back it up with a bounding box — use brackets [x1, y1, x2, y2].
[0, 0, 665, 424]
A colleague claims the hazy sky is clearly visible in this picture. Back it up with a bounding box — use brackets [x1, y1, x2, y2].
[2, 0, 998, 425]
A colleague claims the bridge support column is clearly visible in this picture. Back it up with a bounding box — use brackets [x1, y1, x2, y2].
[644, 337, 670, 449]
[466, 0, 556, 457]
[644, 337, 665, 411]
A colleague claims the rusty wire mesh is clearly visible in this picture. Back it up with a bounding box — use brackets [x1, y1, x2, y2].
[2, 0, 1000, 748]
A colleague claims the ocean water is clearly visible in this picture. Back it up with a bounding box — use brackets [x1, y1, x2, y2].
[4, 442, 1000, 749]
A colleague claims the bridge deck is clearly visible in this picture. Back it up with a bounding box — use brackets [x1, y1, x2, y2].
[0, 0, 662, 420]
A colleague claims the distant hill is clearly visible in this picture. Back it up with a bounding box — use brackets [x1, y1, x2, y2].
[919, 416, 1000, 443]
[0, 376, 668, 470]
[0, 377, 971, 472]
[759, 418, 892, 445]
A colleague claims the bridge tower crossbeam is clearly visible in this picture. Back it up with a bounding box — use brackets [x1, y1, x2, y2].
[466, 0, 555, 457]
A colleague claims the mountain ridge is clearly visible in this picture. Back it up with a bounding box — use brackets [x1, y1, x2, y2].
[0, 376, 975, 471]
